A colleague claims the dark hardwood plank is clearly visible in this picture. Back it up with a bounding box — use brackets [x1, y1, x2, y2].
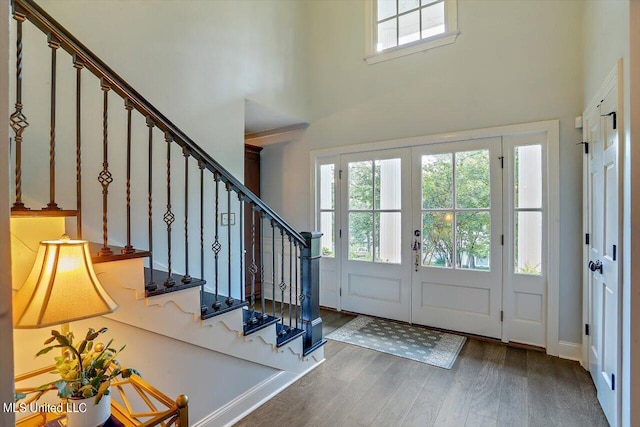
[237, 311, 608, 427]
[497, 374, 528, 427]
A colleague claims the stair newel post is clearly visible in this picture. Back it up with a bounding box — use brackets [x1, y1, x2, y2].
[145, 117, 157, 291]
[288, 236, 293, 329]
[122, 99, 135, 254]
[199, 160, 206, 314]
[97, 78, 113, 256]
[247, 205, 258, 325]
[238, 193, 244, 302]
[271, 220, 276, 318]
[182, 147, 191, 284]
[225, 181, 233, 306]
[300, 231, 325, 354]
[294, 241, 298, 329]
[73, 55, 83, 238]
[10, 11, 29, 212]
[260, 212, 267, 319]
[278, 228, 287, 336]
[44, 34, 61, 211]
[163, 131, 175, 287]
[211, 172, 221, 310]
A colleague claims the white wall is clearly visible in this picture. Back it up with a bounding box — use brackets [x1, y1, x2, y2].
[584, 1, 639, 425]
[262, 0, 585, 343]
[0, 1, 15, 424]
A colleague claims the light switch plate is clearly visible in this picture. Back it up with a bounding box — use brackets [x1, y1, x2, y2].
[221, 213, 235, 226]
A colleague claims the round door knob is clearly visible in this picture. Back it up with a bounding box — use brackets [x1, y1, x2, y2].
[588, 260, 603, 274]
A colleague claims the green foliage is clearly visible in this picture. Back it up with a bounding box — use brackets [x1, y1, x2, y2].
[15, 327, 140, 405]
[518, 260, 541, 275]
[421, 151, 491, 269]
[322, 246, 334, 257]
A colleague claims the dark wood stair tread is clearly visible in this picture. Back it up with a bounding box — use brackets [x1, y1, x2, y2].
[242, 310, 279, 335]
[89, 242, 151, 264]
[201, 292, 248, 319]
[144, 267, 205, 297]
[275, 324, 305, 348]
[11, 208, 78, 217]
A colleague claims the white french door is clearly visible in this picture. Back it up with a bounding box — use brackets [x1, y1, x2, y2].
[411, 138, 503, 339]
[339, 149, 412, 322]
[321, 130, 550, 346]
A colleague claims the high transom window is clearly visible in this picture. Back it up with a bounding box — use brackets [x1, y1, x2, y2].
[366, 0, 458, 64]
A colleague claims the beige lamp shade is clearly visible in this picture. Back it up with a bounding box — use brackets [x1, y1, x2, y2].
[13, 236, 118, 328]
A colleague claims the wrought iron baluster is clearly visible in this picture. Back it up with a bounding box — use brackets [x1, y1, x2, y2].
[279, 228, 287, 336]
[73, 56, 84, 237]
[45, 35, 61, 211]
[163, 132, 175, 287]
[122, 99, 135, 254]
[211, 173, 221, 310]
[145, 117, 156, 291]
[97, 79, 113, 256]
[10, 12, 29, 211]
[199, 161, 205, 313]
[247, 206, 258, 325]
[182, 147, 191, 283]
[260, 212, 267, 319]
[225, 182, 233, 306]
[289, 236, 293, 329]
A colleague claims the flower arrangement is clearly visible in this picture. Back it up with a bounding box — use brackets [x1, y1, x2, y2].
[16, 327, 140, 404]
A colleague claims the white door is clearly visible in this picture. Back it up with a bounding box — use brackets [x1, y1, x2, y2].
[584, 81, 620, 426]
[410, 138, 503, 338]
[340, 149, 412, 322]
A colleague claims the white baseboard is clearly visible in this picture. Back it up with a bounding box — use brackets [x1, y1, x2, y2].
[558, 341, 582, 362]
[192, 360, 324, 427]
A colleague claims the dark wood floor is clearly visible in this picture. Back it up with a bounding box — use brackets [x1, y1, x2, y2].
[237, 309, 608, 427]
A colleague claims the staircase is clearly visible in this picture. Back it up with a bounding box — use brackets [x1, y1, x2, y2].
[8, 0, 325, 424]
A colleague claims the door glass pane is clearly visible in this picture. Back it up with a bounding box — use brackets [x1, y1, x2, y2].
[377, 19, 398, 51]
[515, 145, 542, 209]
[456, 211, 490, 270]
[456, 150, 490, 209]
[320, 164, 334, 210]
[399, 10, 420, 45]
[422, 153, 453, 209]
[421, 1, 445, 39]
[375, 158, 402, 210]
[422, 211, 453, 268]
[377, 0, 396, 21]
[349, 161, 373, 210]
[375, 212, 401, 263]
[349, 212, 373, 261]
[320, 212, 335, 257]
[515, 211, 542, 275]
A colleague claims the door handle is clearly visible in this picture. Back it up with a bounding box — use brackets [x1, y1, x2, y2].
[588, 260, 603, 274]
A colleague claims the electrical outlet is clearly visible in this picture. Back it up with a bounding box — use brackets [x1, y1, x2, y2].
[221, 213, 235, 226]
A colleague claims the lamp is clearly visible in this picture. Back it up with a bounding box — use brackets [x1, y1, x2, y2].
[12, 235, 118, 329]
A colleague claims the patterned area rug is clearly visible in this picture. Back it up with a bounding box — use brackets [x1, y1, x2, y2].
[326, 315, 466, 369]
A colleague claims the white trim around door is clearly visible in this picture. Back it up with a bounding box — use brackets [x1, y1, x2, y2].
[311, 119, 560, 356]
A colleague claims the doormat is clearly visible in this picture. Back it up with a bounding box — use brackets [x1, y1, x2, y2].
[326, 315, 466, 369]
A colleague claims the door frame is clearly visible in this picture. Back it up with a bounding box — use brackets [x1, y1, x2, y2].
[311, 119, 560, 355]
[581, 60, 623, 423]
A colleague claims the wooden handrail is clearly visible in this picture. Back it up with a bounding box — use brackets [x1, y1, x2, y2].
[12, 0, 305, 246]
